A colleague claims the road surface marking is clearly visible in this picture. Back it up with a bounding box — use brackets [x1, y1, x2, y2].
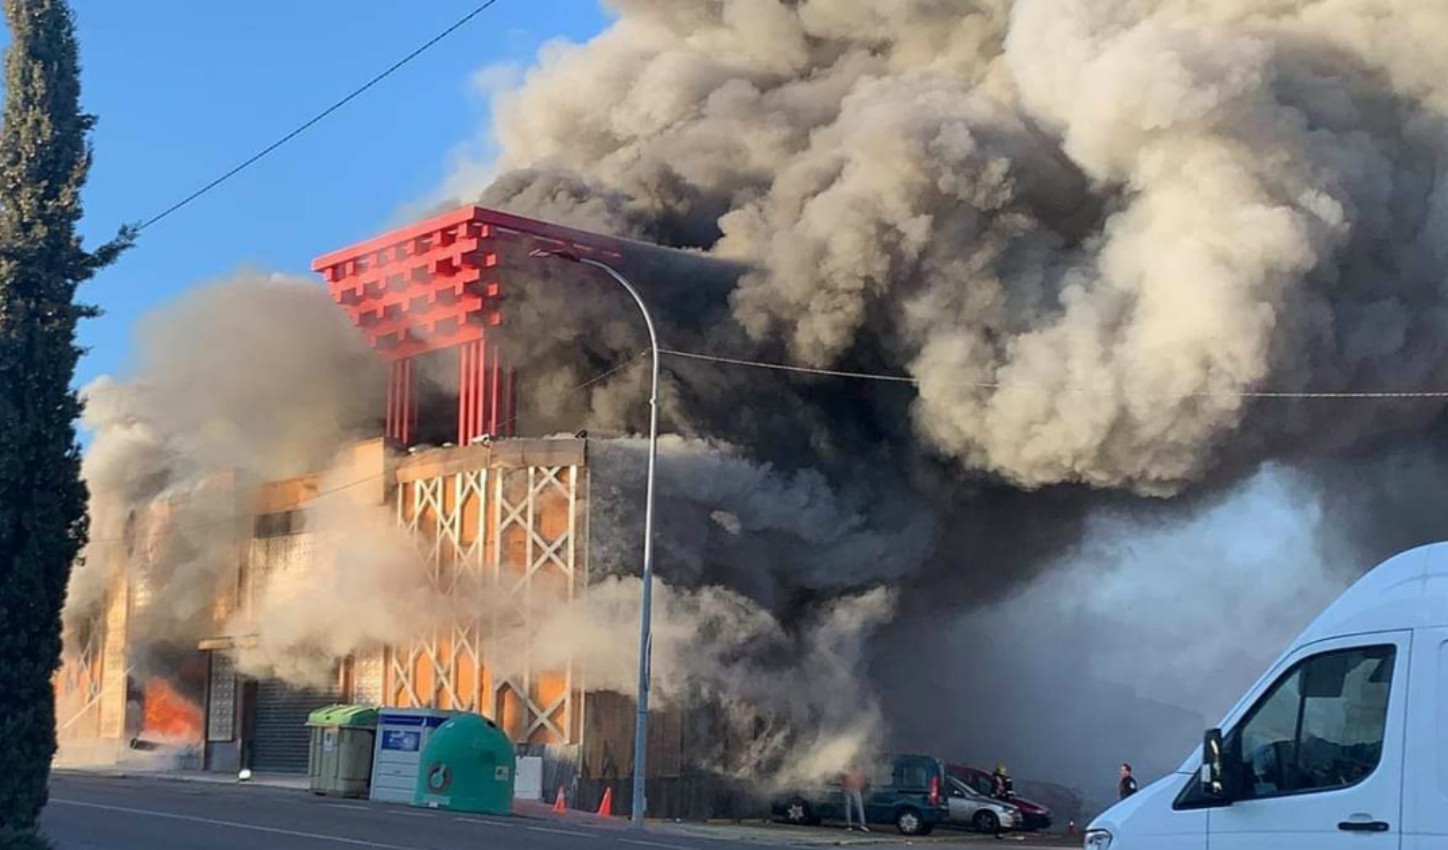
[324, 803, 370, 811]
[49, 799, 421, 849]
[391, 810, 433, 818]
[527, 825, 596, 837]
[453, 816, 512, 827]
[620, 840, 695, 850]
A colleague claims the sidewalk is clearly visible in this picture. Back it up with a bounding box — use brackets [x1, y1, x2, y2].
[55, 765, 310, 792]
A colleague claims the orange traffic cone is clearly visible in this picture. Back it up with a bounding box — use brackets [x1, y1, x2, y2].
[597, 787, 613, 818]
[553, 786, 567, 815]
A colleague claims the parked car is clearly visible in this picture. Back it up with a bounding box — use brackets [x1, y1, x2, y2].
[946, 776, 1021, 833]
[772, 753, 950, 836]
[948, 764, 1053, 831]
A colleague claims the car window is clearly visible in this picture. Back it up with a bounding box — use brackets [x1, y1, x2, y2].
[1229, 645, 1395, 801]
[868, 761, 894, 788]
[897, 762, 930, 791]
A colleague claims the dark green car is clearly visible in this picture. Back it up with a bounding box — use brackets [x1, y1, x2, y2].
[771, 754, 951, 836]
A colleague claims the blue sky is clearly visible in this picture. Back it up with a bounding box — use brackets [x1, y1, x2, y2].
[56, 1, 609, 388]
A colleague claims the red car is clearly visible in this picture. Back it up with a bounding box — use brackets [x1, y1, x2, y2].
[947, 765, 1052, 832]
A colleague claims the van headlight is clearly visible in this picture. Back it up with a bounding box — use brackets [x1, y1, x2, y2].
[1084, 828, 1113, 849]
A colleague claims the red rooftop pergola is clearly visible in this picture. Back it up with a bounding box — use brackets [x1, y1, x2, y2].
[312, 206, 631, 446]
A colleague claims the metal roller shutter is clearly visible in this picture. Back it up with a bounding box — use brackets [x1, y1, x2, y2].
[250, 679, 341, 773]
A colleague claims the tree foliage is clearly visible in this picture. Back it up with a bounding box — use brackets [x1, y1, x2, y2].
[0, 0, 131, 844]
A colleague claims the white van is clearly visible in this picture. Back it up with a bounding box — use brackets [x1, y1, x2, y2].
[1085, 541, 1448, 849]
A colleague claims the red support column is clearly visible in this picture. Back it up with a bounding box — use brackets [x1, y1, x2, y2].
[505, 367, 518, 437]
[403, 358, 415, 446]
[387, 360, 400, 443]
[387, 358, 417, 446]
[458, 341, 471, 445]
[489, 343, 502, 438]
[458, 339, 488, 446]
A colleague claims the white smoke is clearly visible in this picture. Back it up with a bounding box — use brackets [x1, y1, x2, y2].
[69, 270, 897, 777]
[439, 0, 1448, 800]
[66, 272, 385, 641]
[65, 0, 1448, 805]
[460, 0, 1448, 494]
[879, 466, 1355, 805]
[510, 577, 894, 784]
[223, 441, 897, 781]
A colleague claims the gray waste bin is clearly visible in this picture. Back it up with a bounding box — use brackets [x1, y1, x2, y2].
[307, 705, 379, 798]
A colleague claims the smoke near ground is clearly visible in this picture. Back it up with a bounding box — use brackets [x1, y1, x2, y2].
[439, 0, 1448, 803]
[223, 447, 898, 786]
[877, 466, 1359, 806]
[69, 273, 900, 782]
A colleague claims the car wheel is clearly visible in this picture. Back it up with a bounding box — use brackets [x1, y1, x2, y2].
[973, 810, 1001, 833]
[783, 798, 814, 826]
[895, 807, 926, 836]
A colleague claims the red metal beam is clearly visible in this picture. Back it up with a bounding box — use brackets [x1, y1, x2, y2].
[311, 205, 628, 275]
[314, 205, 653, 445]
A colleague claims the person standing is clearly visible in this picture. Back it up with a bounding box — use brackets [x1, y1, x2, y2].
[991, 763, 1014, 800]
[842, 764, 870, 832]
[1119, 763, 1139, 799]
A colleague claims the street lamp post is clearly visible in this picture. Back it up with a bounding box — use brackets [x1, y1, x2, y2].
[529, 248, 659, 828]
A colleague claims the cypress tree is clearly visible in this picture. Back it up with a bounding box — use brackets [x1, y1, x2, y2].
[0, 1, 131, 846]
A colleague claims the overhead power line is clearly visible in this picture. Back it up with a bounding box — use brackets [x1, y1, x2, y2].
[658, 347, 1448, 400]
[660, 348, 920, 385]
[137, 1, 505, 233]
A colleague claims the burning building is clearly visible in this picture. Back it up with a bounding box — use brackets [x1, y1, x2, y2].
[56, 0, 1448, 812]
[56, 205, 779, 818]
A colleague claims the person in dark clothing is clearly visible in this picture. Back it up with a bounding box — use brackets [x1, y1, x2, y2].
[1119, 763, 1139, 799]
[991, 763, 1014, 801]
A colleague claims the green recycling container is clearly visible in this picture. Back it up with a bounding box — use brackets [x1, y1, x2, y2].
[413, 713, 514, 815]
[307, 705, 379, 798]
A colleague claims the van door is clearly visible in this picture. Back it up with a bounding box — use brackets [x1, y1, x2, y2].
[1400, 628, 1448, 850]
[1209, 633, 1408, 850]
[864, 758, 897, 824]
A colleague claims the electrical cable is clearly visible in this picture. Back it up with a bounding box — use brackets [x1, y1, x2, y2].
[137, 1, 504, 232]
[658, 347, 1448, 400]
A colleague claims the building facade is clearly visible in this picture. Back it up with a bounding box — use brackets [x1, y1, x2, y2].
[56, 207, 751, 818]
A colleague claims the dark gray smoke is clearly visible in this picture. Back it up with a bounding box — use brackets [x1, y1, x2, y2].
[441, 0, 1448, 803]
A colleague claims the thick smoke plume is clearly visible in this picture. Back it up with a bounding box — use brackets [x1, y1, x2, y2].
[440, 0, 1448, 802]
[70, 272, 899, 781]
[464, 0, 1448, 490]
[67, 273, 385, 642]
[66, 0, 1448, 807]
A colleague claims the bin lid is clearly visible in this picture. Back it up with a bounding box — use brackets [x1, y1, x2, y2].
[422, 713, 512, 761]
[307, 705, 379, 728]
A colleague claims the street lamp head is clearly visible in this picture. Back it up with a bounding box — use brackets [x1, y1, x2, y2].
[528, 247, 581, 263]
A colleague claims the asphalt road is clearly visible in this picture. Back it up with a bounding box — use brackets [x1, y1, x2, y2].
[42, 774, 1076, 850]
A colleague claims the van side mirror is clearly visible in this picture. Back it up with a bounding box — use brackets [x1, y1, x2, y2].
[1200, 728, 1229, 801]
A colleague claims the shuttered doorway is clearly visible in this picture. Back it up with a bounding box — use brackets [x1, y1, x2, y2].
[249, 679, 342, 773]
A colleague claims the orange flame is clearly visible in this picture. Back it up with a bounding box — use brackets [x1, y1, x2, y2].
[142, 678, 203, 742]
